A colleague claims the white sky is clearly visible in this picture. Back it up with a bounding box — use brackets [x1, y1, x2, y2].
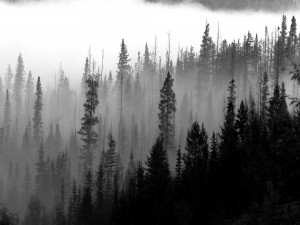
[0, 0, 298, 89]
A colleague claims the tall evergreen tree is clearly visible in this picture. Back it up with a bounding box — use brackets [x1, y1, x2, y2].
[54, 123, 63, 154]
[116, 39, 131, 117]
[3, 90, 11, 132]
[105, 133, 117, 195]
[5, 64, 13, 94]
[78, 170, 94, 225]
[158, 72, 176, 156]
[35, 142, 49, 205]
[78, 76, 99, 175]
[145, 136, 170, 199]
[25, 71, 34, 122]
[14, 53, 25, 129]
[33, 76, 43, 148]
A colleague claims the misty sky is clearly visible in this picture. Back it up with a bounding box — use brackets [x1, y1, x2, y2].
[0, 0, 297, 88]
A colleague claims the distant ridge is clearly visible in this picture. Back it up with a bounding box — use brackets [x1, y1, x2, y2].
[145, 0, 299, 11]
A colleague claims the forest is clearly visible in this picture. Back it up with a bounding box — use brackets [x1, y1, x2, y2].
[1, 13, 300, 225]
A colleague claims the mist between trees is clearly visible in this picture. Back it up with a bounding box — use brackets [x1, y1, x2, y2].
[1, 14, 300, 225]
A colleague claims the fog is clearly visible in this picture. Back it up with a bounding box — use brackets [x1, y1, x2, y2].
[1, 0, 300, 224]
[0, 0, 294, 87]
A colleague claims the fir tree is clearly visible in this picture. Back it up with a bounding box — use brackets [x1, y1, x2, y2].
[14, 53, 25, 129]
[25, 71, 34, 121]
[81, 57, 90, 97]
[54, 123, 63, 154]
[145, 136, 170, 197]
[158, 72, 176, 155]
[235, 100, 249, 146]
[260, 71, 269, 124]
[23, 196, 43, 225]
[78, 170, 94, 225]
[22, 164, 32, 203]
[94, 162, 105, 224]
[3, 90, 11, 133]
[116, 39, 131, 117]
[67, 180, 78, 225]
[33, 76, 43, 148]
[5, 64, 13, 94]
[35, 142, 49, 205]
[175, 146, 183, 184]
[105, 133, 117, 195]
[78, 76, 99, 175]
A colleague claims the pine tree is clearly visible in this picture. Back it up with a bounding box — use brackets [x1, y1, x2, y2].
[78, 76, 99, 175]
[35, 142, 48, 204]
[25, 71, 34, 121]
[209, 132, 219, 172]
[0, 76, 4, 107]
[125, 151, 136, 192]
[219, 79, 240, 209]
[267, 84, 281, 140]
[23, 196, 43, 225]
[199, 23, 214, 78]
[235, 101, 249, 146]
[33, 76, 43, 148]
[116, 39, 131, 117]
[158, 72, 176, 155]
[81, 57, 90, 97]
[78, 170, 94, 225]
[3, 90, 11, 133]
[143, 43, 151, 75]
[22, 164, 32, 203]
[260, 71, 269, 124]
[94, 162, 105, 224]
[14, 53, 25, 128]
[105, 133, 117, 195]
[5, 64, 13, 94]
[46, 124, 54, 156]
[220, 79, 237, 155]
[145, 136, 170, 197]
[54, 123, 63, 154]
[183, 121, 209, 178]
[287, 16, 297, 60]
[67, 180, 78, 225]
[175, 146, 183, 184]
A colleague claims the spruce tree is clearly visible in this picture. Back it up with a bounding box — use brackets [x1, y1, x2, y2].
[78, 76, 99, 175]
[22, 164, 32, 203]
[175, 146, 183, 184]
[81, 57, 90, 97]
[94, 162, 105, 224]
[3, 90, 11, 134]
[25, 71, 34, 121]
[105, 133, 117, 195]
[287, 16, 297, 59]
[5, 64, 13, 94]
[145, 136, 170, 198]
[35, 142, 48, 204]
[14, 53, 25, 129]
[0, 76, 4, 107]
[33, 76, 43, 148]
[260, 71, 269, 124]
[209, 132, 219, 172]
[158, 72, 176, 156]
[54, 123, 63, 154]
[78, 170, 94, 225]
[116, 39, 131, 117]
[235, 100, 249, 147]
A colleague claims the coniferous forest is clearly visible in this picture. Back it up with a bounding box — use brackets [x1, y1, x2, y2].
[1, 3, 300, 224]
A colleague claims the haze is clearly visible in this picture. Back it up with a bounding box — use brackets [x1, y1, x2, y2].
[0, 0, 295, 88]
